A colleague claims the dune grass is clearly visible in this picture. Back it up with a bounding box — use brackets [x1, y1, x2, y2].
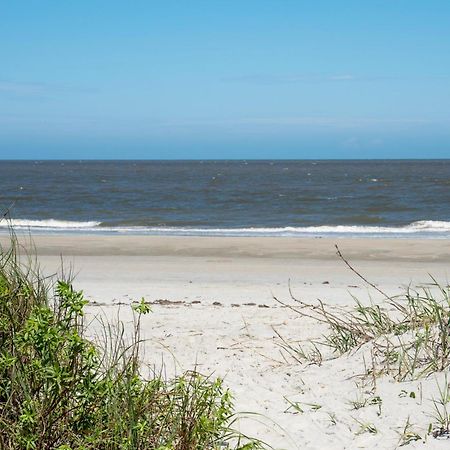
[0, 231, 261, 450]
[275, 245, 450, 442]
[276, 245, 450, 382]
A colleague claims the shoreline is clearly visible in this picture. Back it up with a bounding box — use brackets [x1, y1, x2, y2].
[2, 233, 450, 262]
[1, 228, 450, 241]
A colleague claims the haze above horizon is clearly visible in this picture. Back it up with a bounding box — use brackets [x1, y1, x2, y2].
[1, 1, 450, 159]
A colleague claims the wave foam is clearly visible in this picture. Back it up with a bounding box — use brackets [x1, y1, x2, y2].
[1, 219, 101, 229]
[406, 220, 450, 231]
[1, 219, 450, 236]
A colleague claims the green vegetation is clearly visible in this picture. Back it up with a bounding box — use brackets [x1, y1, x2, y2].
[276, 245, 450, 442]
[276, 246, 450, 381]
[0, 233, 260, 449]
[429, 375, 450, 438]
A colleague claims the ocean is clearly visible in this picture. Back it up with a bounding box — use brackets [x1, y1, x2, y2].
[0, 160, 449, 238]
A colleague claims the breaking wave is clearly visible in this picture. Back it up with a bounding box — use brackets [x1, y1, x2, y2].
[1, 219, 450, 237]
[1, 219, 101, 229]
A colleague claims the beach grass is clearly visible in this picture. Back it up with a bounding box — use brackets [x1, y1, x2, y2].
[0, 230, 261, 450]
[276, 246, 450, 381]
[275, 245, 450, 442]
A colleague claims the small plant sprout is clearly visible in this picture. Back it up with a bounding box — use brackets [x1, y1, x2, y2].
[354, 419, 378, 435]
[429, 375, 450, 438]
[397, 417, 422, 447]
[368, 395, 382, 416]
[284, 398, 322, 414]
[327, 412, 337, 426]
[284, 398, 304, 414]
[348, 394, 368, 411]
[399, 390, 416, 399]
[131, 297, 152, 314]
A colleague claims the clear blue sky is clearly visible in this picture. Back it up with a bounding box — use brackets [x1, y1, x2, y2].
[1, 0, 449, 159]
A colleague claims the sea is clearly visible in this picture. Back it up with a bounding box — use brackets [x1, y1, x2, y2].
[0, 160, 449, 238]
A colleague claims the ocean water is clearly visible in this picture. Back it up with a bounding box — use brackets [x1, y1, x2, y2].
[0, 160, 449, 237]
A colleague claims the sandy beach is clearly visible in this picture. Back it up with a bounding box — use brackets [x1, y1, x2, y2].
[3, 1, 450, 447]
[3, 233, 450, 449]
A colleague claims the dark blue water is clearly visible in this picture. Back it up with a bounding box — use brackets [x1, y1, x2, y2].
[0, 160, 449, 237]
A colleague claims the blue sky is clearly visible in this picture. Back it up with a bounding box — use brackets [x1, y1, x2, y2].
[1, 0, 449, 159]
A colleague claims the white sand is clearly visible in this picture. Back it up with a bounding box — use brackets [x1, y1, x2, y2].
[3, 234, 450, 449]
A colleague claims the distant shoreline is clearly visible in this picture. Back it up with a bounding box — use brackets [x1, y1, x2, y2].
[3, 233, 450, 262]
